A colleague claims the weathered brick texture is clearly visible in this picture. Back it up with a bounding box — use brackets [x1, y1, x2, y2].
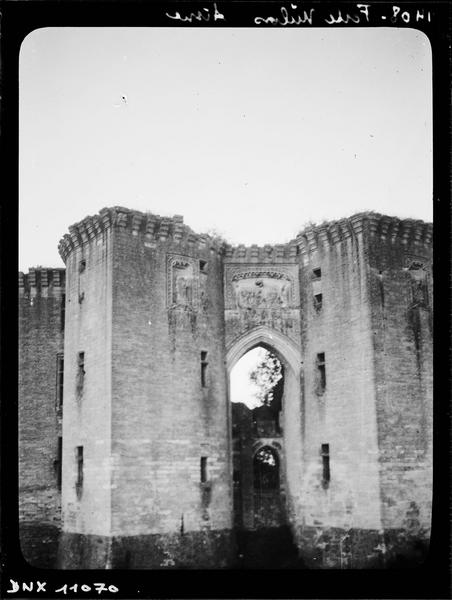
[296, 225, 382, 534]
[367, 225, 432, 547]
[109, 227, 231, 540]
[19, 268, 65, 566]
[19, 209, 432, 569]
[60, 227, 114, 542]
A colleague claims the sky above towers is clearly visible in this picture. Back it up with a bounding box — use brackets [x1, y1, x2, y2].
[19, 27, 432, 271]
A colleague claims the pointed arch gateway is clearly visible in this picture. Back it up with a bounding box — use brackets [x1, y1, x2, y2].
[226, 326, 302, 376]
[227, 327, 304, 545]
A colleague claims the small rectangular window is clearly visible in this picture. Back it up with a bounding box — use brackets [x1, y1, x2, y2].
[314, 293, 323, 309]
[317, 352, 326, 393]
[56, 437, 62, 490]
[201, 351, 208, 388]
[321, 444, 330, 488]
[60, 294, 66, 331]
[78, 261, 86, 303]
[200, 457, 208, 483]
[313, 268, 322, 279]
[76, 352, 85, 396]
[76, 446, 83, 497]
[56, 353, 64, 408]
[199, 260, 208, 273]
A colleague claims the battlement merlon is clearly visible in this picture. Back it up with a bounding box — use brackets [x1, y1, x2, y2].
[223, 242, 298, 263]
[293, 213, 432, 260]
[58, 206, 227, 263]
[223, 213, 432, 264]
[19, 268, 66, 296]
[57, 207, 432, 265]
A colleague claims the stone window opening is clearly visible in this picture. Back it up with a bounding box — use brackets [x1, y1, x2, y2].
[56, 353, 64, 410]
[321, 443, 330, 489]
[75, 446, 83, 498]
[78, 260, 86, 303]
[314, 292, 323, 311]
[316, 352, 326, 394]
[76, 352, 85, 397]
[60, 293, 66, 330]
[200, 456, 208, 483]
[201, 351, 208, 388]
[199, 260, 208, 273]
[54, 436, 62, 491]
[312, 269, 323, 312]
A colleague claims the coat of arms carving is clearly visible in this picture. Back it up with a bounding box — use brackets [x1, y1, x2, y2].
[232, 272, 292, 310]
[167, 255, 198, 309]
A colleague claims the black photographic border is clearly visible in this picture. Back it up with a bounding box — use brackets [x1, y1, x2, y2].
[1, 1, 450, 598]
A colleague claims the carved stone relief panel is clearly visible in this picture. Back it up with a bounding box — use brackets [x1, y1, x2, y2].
[224, 265, 299, 310]
[405, 255, 431, 309]
[224, 264, 300, 343]
[233, 275, 291, 310]
[167, 255, 198, 309]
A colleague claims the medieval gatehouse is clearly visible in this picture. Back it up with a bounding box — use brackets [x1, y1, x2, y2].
[19, 207, 432, 568]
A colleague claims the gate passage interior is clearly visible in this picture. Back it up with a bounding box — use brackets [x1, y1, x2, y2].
[228, 330, 303, 567]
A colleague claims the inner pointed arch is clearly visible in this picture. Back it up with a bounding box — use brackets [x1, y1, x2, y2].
[226, 326, 301, 375]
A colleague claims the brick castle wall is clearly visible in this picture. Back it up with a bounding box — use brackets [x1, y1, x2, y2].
[19, 208, 432, 569]
[57, 208, 233, 567]
[19, 268, 65, 567]
[296, 219, 382, 539]
[367, 220, 433, 556]
[110, 225, 231, 538]
[59, 225, 114, 568]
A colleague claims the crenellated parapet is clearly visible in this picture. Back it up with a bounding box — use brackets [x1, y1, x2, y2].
[223, 242, 298, 263]
[57, 207, 432, 266]
[294, 213, 432, 260]
[58, 207, 226, 263]
[19, 268, 66, 297]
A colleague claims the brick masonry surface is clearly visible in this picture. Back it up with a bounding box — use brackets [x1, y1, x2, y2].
[19, 268, 65, 566]
[19, 208, 433, 569]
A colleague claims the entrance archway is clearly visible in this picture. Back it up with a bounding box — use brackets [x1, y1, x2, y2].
[227, 328, 303, 567]
[227, 326, 301, 375]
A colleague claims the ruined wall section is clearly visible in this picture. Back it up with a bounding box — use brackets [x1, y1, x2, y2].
[58, 219, 114, 568]
[366, 216, 433, 554]
[19, 268, 65, 567]
[294, 216, 382, 567]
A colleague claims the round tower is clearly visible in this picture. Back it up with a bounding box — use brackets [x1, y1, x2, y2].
[57, 207, 233, 568]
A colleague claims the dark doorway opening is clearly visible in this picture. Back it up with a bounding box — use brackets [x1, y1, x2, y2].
[230, 346, 299, 567]
[253, 446, 284, 528]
